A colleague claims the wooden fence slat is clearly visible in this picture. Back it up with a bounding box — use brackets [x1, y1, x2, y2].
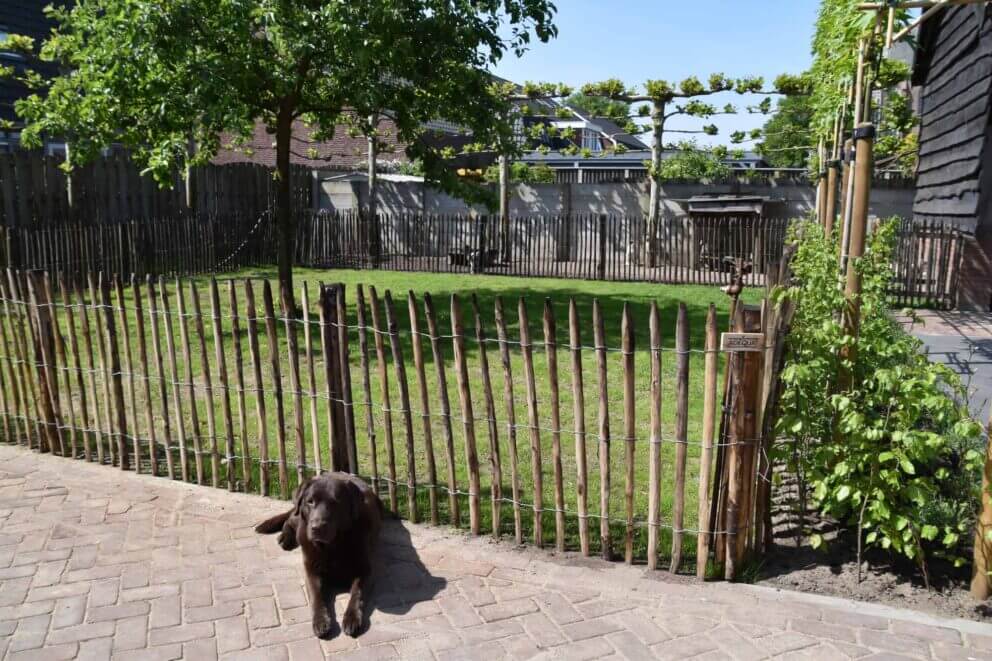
[593, 298, 611, 560]
[175, 278, 203, 484]
[472, 294, 502, 539]
[282, 285, 307, 486]
[383, 290, 418, 522]
[131, 275, 158, 477]
[355, 285, 379, 495]
[229, 281, 251, 490]
[408, 291, 440, 525]
[518, 298, 543, 547]
[568, 299, 590, 556]
[670, 302, 690, 573]
[0, 276, 28, 449]
[302, 283, 322, 475]
[98, 273, 129, 469]
[208, 279, 236, 490]
[368, 286, 398, 513]
[494, 297, 523, 544]
[423, 292, 459, 527]
[244, 280, 269, 496]
[543, 298, 566, 552]
[621, 302, 636, 564]
[190, 281, 220, 487]
[262, 281, 289, 499]
[47, 275, 77, 458]
[89, 273, 114, 465]
[147, 277, 175, 479]
[451, 294, 482, 535]
[335, 283, 358, 473]
[647, 302, 662, 570]
[696, 304, 718, 579]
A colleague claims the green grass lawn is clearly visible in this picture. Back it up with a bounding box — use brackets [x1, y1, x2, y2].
[10, 267, 762, 570]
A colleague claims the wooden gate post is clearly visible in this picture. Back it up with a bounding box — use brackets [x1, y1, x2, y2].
[723, 305, 764, 580]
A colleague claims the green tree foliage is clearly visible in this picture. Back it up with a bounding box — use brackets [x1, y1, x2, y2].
[10, 0, 557, 303]
[656, 140, 730, 181]
[874, 91, 918, 176]
[483, 161, 554, 184]
[776, 220, 983, 578]
[563, 93, 630, 121]
[758, 94, 814, 168]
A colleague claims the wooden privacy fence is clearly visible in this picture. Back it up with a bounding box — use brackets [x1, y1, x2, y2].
[0, 268, 787, 578]
[0, 152, 311, 227]
[887, 219, 967, 310]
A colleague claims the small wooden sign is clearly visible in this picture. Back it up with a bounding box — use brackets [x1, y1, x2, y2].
[720, 332, 764, 352]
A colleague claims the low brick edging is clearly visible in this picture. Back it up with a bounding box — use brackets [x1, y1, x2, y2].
[0, 444, 990, 660]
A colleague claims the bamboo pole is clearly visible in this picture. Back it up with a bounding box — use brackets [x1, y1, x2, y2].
[518, 298, 544, 547]
[696, 304, 719, 579]
[647, 302, 663, 570]
[408, 291, 440, 525]
[494, 296, 523, 544]
[451, 294, 482, 536]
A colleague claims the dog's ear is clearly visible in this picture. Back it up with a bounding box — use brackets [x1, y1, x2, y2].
[292, 478, 314, 519]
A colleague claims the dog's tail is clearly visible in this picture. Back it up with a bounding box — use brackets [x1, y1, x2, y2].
[254, 509, 292, 534]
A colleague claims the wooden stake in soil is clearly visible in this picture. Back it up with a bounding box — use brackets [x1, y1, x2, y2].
[647, 302, 663, 570]
[262, 281, 289, 499]
[472, 294, 502, 538]
[244, 280, 269, 496]
[518, 298, 544, 547]
[424, 292, 459, 527]
[0, 277, 29, 450]
[113, 277, 138, 469]
[335, 284, 358, 473]
[568, 298, 590, 556]
[621, 302, 636, 564]
[593, 299, 612, 560]
[99, 274, 130, 470]
[696, 304, 719, 579]
[671, 303, 690, 573]
[451, 294, 481, 535]
[543, 298, 567, 551]
[368, 286, 398, 512]
[384, 290, 418, 522]
[90, 273, 114, 465]
[841, 123, 876, 379]
[45, 274, 75, 458]
[408, 291, 440, 524]
[60, 275, 89, 460]
[494, 297, 523, 544]
[131, 276, 158, 477]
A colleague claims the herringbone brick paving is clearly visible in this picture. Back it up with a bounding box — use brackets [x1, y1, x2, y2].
[0, 444, 989, 660]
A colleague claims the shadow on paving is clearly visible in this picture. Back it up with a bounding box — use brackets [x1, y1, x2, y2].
[365, 520, 447, 625]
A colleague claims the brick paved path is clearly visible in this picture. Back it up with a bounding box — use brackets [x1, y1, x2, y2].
[0, 445, 990, 660]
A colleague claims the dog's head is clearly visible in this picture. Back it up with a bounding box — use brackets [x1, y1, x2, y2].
[293, 475, 363, 547]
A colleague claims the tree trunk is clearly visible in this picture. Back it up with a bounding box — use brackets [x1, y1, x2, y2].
[499, 154, 510, 262]
[275, 106, 296, 312]
[646, 103, 665, 268]
[367, 114, 378, 225]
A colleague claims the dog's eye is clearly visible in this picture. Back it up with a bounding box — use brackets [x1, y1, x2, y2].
[307, 498, 315, 506]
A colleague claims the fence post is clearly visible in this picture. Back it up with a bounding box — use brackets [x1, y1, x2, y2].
[824, 159, 840, 237]
[24, 271, 61, 455]
[724, 304, 763, 580]
[597, 214, 607, 280]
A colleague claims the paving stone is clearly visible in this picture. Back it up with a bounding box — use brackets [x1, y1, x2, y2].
[77, 636, 114, 661]
[215, 614, 251, 654]
[147, 621, 215, 646]
[889, 620, 962, 645]
[87, 600, 151, 623]
[52, 594, 88, 628]
[185, 599, 244, 623]
[791, 617, 859, 644]
[112, 614, 147, 652]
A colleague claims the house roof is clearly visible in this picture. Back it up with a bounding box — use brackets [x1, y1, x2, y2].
[911, 4, 992, 225]
[585, 117, 649, 150]
[0, 0, 63, 125]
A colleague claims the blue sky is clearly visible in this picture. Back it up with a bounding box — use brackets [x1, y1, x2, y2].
[493, 0, 821, 149]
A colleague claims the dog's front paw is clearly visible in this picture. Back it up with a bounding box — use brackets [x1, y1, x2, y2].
[312, 611, 336, 639]
[342, 607, 363, 637]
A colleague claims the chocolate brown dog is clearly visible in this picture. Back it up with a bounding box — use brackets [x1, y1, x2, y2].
[255, 473, 383, 638]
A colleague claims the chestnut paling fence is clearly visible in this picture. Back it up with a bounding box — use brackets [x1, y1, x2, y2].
[0, 212, 966, 308]
[0, 268, 789, 579]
